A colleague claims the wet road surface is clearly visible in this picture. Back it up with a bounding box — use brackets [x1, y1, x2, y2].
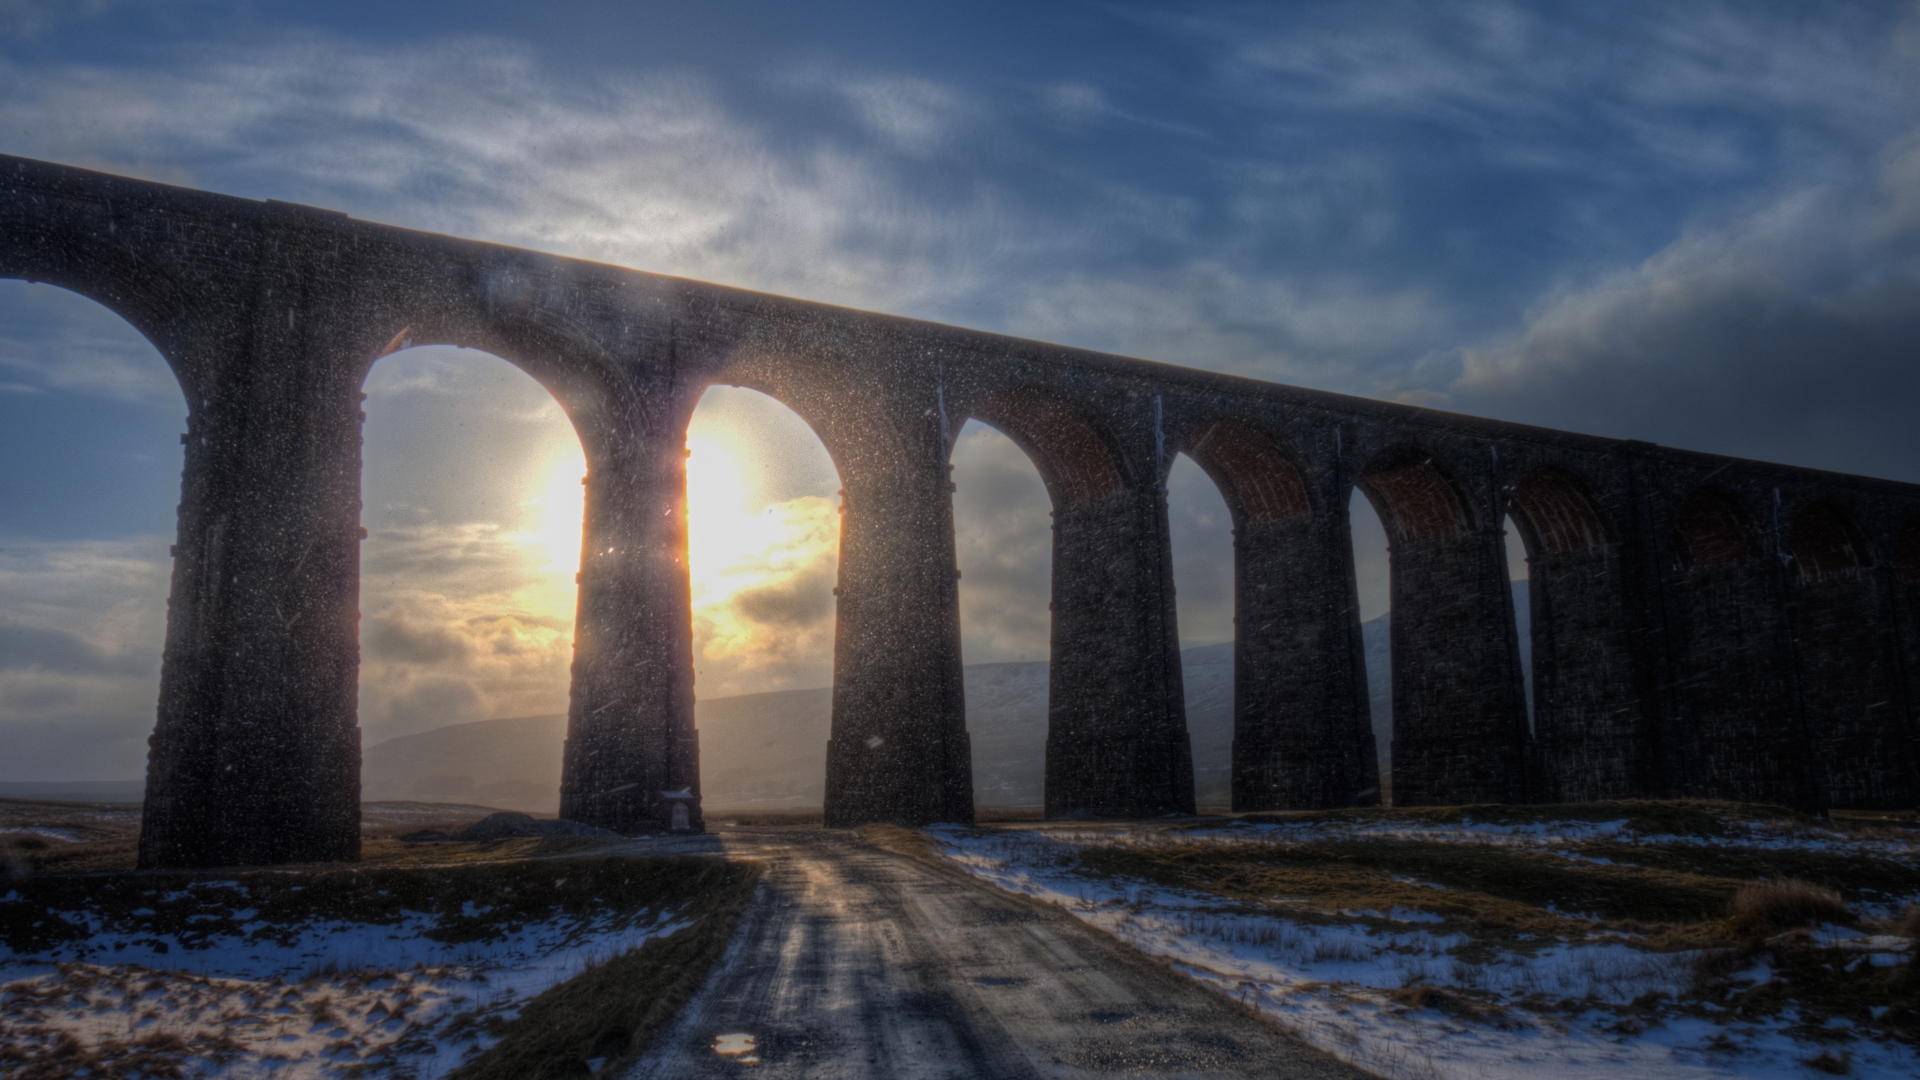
[625, 828, 1370, 1079]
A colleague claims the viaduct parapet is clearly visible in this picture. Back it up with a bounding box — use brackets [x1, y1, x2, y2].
[3, 156, 1916, 869]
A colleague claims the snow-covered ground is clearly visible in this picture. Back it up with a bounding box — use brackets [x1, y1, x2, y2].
[0, 877, 689, 1078]
[929, 823, 1919, 1080]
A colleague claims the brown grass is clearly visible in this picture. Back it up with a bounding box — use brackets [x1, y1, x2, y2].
[446, 862, 762, 1080]
[1728, 879, 1852, 938]
[706, 808, 823, 827]
[1887, 905, 1920, 939]
[977, 806, 1046, 822]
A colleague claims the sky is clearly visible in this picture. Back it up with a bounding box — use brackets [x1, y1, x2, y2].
[2, 0, 1919, 780]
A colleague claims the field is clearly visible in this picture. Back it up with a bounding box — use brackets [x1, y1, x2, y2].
[930, 801, 1920, 1080]
[0, 800, 760, 1079]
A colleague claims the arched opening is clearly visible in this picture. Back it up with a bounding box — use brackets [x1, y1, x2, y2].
[968, 388, 1190, 819]
[0, 280, 185, 802]
[1505, 466, 1613, 736]
[976, 387, 1122, 507]
[1503, 515, 1532, 726]
[1357, 450, 1526, 806]
[1675, 488, 1753, 567]
[355, 345, 586, 813]
[951, 418, 1053, 811]
[1165, 452, 1234, 809]
[1785, 502, 1910, 808]
[1668, 486, 1810, 807]
[1896, 519, 1920, 585]
[1183, 417, 1367, 810]
[1889, 518, 1920, 584]
[1347, 490, 1392, 800]
[680, 385, 843, 817]
[1789, 504, 1864, 578]
[1506, 467, 1650, 802]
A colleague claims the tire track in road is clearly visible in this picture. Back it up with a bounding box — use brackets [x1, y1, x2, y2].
[627, 828, 1370, 1079]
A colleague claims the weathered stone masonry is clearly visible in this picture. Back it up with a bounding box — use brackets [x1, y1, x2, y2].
[3, 156, 1916, 869]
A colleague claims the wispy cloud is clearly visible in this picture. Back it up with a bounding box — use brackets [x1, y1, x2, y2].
[1433, 122, 1920, 481]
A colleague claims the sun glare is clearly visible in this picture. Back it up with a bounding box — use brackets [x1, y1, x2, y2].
[684, 430, 840, 664]
[531, 457, 587, 571]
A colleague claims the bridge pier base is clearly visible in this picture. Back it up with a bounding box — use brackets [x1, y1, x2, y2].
[1230, 508, 1379, 811]
[1045, 486, 1194, 819]
[1386, 527, 1530, 807]
[560, 413, 706, 835]
[140, 249, 364, 869]
[822, 447, 973, 827]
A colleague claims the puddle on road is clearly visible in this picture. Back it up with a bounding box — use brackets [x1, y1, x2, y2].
[713, 1031, 759, 1063]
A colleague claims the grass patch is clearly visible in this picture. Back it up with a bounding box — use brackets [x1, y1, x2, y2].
[1225, 799, 1834, 840]
[447, 862, 761, 1080]
[1076, 837, 1740, 949]
[2, 856, 739, 957]
[991, 800, 1920, 1049]
[1729, 880, 1851, 938]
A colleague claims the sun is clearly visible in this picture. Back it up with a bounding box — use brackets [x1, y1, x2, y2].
[683, 430, 840, 659]
[530, 455, 586, 571]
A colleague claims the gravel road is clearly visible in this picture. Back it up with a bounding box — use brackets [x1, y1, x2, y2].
[626, 827, 1371, 1079]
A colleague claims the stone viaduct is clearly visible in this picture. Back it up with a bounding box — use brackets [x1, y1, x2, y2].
[3, 155, 1917, 869]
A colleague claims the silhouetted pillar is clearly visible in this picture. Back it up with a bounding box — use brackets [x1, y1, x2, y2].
[1519, 507, 1658, 802]
[822, 443, 973, 827]
[1387, 525, 1529, 806]
[1895, 559, 1920, 806]
[1231, 509, 1378, 810]
[1791, 566, 1915, 809]
[140, 221, 364, 868]
[1667, 561, 1813, 808]
[1046, 484, 1194, 818]
[560, 405, 705, 834]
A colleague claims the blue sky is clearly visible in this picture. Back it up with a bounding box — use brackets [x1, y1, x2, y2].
[4, 0, 1919, 779]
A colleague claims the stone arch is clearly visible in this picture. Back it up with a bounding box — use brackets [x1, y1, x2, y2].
[0, 279, 189, 798]
[1354, 445, 1524, 806]
[1897, 518, 1920, 585]
[361, 319, 628, 466]
[966, 386, 1189, 819]
[355, 344, 589, 808]
[1667, 485, 1811, 807]
[1356, 447, 1470, 541]
[1674, 488, 1754, 567]
[0, 213, 196, 373]
[1788, 503, 1866, 578]
[1786, 500, 1911, 808]
[1508, 467, 1609, 555]
[1185, 418, 1311, 524]
[1504, 466, 1652, 802]
[968, 387, 1124, 508]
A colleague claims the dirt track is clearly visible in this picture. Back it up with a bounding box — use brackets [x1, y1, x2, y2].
[626, 827, 1370, 1079]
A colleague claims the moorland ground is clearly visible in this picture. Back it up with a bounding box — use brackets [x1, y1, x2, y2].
[2, 798, 1916, 1079]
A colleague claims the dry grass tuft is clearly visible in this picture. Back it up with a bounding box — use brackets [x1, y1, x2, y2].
[1728, 879, 1851, 938]
[447, 862, 762, 1080]
[1886, 905, 1920, 940]
[1802, 1048, 1854, 1075]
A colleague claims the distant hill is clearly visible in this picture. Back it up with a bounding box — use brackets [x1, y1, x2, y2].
[363, 584, 1534, 814]
[361, 646, 1237, 813]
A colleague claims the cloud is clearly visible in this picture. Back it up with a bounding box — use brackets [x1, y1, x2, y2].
[952, 421, 1053, 664]
[837, 76, 967, 156]
[1008, 262, 1448, 388]
[1435, 123, 1920, 481]
[1211, 1, 1919, 175]
[0, 35, 1045, 321]
[0, 283, 183, 404]
[0, 623, 151, 676]
[0, 537, 169, 780]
